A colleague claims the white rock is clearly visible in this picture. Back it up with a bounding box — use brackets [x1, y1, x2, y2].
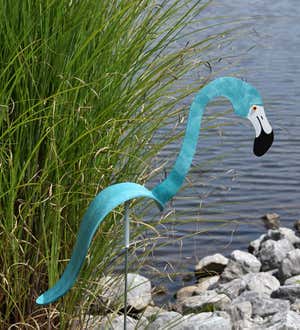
[231, 250, 261, 272]
[267, 227, 300, 246]
[271, 284, 300, 303]
[141, 305, 167, 320]
[216, 278, 246, 300]
[180, 313, 231, 330]
[100, 273, 152, 311]
[243, 272, 280, 295]
[146, 311, 183, 330]
[196, 275, 220, 292]
[291, 299, 300, 313]
[279, 249, 300, 280]
[266, 229, 283, 241]
[232, 318, 262, 330]
[180, 290, 231, 314]
[268, 311, 300, 330]
[279, 227, 300, 246]
[195, 254, 228, 277]
[221, 250, 261, 281]
[233, 291, 290, 318]
[284, 274, 300, 285]
[148, 312, 231, 330]
[216, 272, 280, 300]
[83, 314, 139, 330]
[257, 238, 294, 271]
[214, 311, 231, 321]
[226, 300, 252, 323]
[248, 234, 266, 255]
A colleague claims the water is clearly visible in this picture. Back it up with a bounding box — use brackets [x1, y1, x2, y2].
[139, 1, 300, 304]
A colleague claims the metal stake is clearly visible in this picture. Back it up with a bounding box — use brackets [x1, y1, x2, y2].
[124, 201, 130, 330]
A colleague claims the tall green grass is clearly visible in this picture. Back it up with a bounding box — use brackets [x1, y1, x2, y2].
[0, 0, 232, 327]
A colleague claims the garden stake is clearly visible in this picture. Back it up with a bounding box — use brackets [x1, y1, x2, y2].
[124, 201, 130, 330]
[36, 77, 274, 330]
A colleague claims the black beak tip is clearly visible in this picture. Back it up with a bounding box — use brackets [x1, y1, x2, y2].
[253, 130, 274, 157]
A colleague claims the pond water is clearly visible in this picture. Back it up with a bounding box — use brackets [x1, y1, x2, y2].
[140, 0, 300, 304]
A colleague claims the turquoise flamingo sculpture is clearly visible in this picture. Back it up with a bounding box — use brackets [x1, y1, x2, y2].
[36, 77, 273, 305]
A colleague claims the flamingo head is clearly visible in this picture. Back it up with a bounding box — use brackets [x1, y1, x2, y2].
[229, 79, 274, 157]
[247, 104, 274, 157]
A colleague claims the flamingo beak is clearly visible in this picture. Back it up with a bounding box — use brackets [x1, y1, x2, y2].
[248, 106, 274, 157]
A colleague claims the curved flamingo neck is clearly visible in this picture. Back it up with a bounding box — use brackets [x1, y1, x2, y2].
[151, 77, 248, 205]
[36, 77, 263, 305]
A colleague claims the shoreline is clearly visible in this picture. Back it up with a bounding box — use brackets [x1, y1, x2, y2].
[77, 218, 300, 329]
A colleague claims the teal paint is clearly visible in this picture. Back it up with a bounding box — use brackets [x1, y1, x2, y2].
[152, 77, 263, 205]
[36, 183, 163, 305]
[36, 77, 267, 305]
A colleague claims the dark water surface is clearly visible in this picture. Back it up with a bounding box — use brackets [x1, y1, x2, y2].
[140, 1, 300, 304]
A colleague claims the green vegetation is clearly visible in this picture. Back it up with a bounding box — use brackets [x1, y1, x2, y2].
[0, 0, 232, 327]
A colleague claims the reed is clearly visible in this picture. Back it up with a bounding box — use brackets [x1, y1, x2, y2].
[0, 0, 233, 327]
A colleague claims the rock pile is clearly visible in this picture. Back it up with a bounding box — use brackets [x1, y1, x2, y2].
[79, 225, 300, 329]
